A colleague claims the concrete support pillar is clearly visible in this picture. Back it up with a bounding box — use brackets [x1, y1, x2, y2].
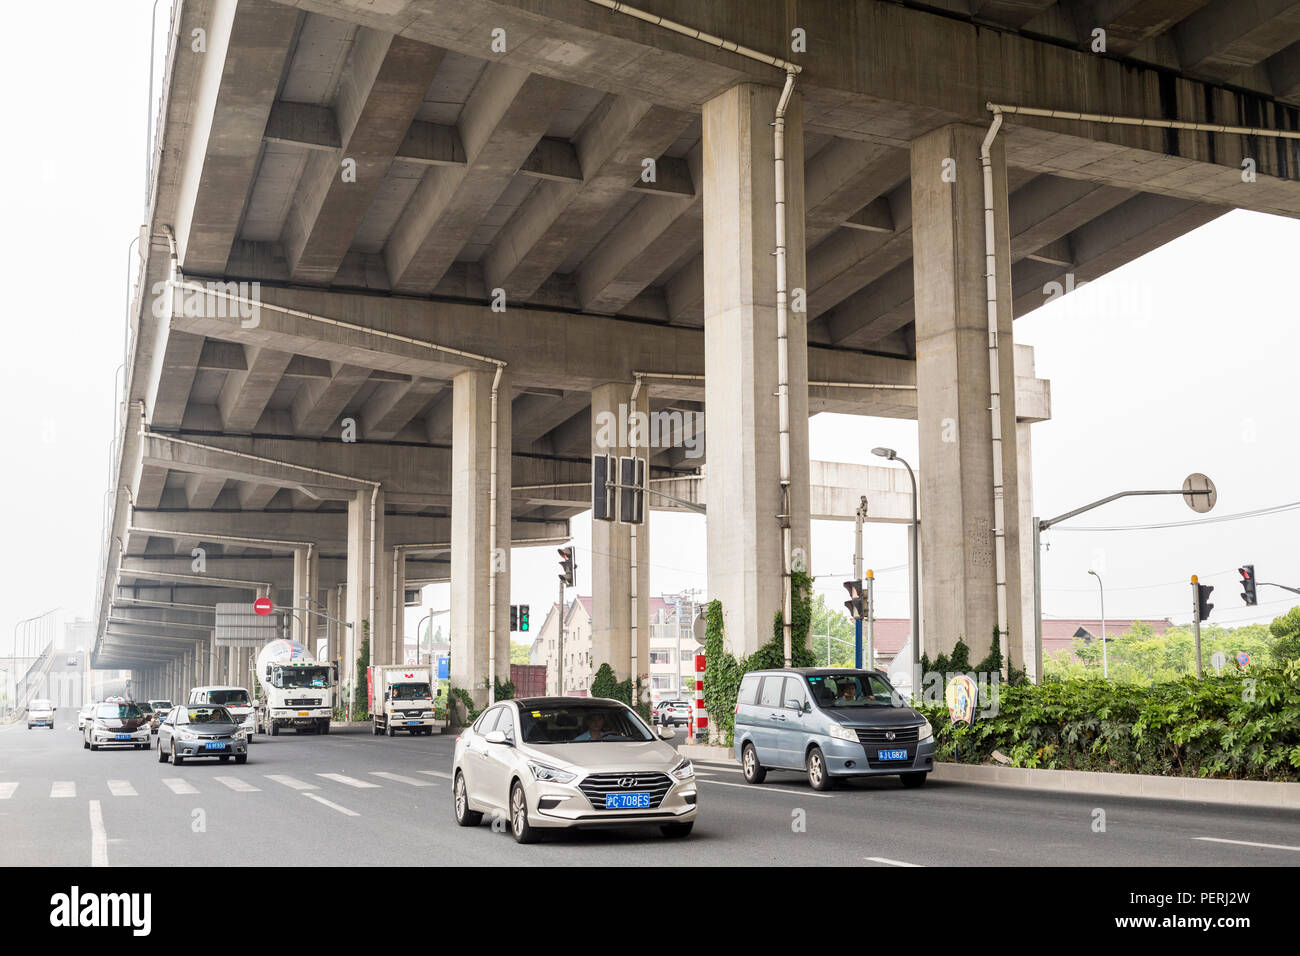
[227, 646, 235, 686]
[346, 488, 388, 696]
[702, 82, 811, 658]
[590, 382, 650, 687]
[450, 368, 511, 709]
[208, 634, 217, 685]
[910, 123, 1024, 669]
[326, 586, 340, 665]
[292, 546, 319, 647]
[390, 549, 407, 666]
[1016, 421, 1039, 683]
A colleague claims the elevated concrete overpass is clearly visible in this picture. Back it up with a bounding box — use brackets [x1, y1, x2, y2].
[97, 0, 1299, 706]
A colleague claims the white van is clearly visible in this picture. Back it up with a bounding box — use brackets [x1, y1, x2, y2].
[188, 686, 256, 741]
[27, 699, 55, 730]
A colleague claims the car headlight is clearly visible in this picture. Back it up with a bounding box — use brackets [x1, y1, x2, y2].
[827, 722, 858, 742]
[670, 758, 694, 781]
[233, 729, 247, 740]
[527, 761, 576, 784]
[177, 730, 198, 741]
[916, 719, 933, 742]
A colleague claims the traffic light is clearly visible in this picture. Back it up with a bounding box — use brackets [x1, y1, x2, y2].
[843, 580, 864, 620]
[558, 546, 575, 587]
[1196, 582, 1214, 621]
[510, 605, 518, 631]
[592, 454, 615, 521]
[519, 605, 529, 632]
[618, 455, 646, 524]
[1239, 565, 1257, 606]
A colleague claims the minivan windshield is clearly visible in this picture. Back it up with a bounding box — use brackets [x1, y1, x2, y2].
[808, 673, 895, 708]
[517, 705, 654, 744]
[31, 700, 53, 710]
[207, 689, 250, 706]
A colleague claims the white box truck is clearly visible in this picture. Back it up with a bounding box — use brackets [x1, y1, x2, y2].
[369, 665, 439, 736]
[255, 640, 337, 735]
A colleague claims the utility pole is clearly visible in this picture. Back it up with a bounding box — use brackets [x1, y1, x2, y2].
[865, 569, 876, 670]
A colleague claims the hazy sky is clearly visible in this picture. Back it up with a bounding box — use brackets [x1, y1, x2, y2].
[2, 2, 1297, 664]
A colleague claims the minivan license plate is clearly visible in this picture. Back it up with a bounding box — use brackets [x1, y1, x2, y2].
[877, 749, 908, 761]
[605, 792, 650, 809]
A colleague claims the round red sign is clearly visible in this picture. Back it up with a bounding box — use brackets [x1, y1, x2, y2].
[253, 597, 274, 616]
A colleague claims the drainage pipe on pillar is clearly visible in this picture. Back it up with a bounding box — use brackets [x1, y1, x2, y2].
[583, 0, 803, 666]
[629, 374, 644, 698]
[487, 363, 504, 704]
[980, 110, 1011, 674]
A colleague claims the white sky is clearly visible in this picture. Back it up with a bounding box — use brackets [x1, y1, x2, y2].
[2, 2, 1297, 662]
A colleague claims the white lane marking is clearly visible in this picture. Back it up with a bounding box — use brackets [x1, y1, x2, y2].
[693, 762, 742, 774]
[89, 800, 108, 867]
[317, 773, 380, 789]
[162, 778, 198, 795]
[370, 772, 435, 787]
[51, 781, 75, 798]
[699, 778, 832, 798]
[303, 792, 359, 817]
[865, 856, 923, 867]
[1194, 836, 1300, 853]
[418, 770, 453, 780]
[107, 780, 137, 797]
[265, 774, 318, 791]
[0, 783, 17, 799]
[213, 776, 261, 792]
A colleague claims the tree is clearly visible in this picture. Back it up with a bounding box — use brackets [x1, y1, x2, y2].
[809, 592, 855, 667]
[509, 640, 532, 666]
[1269, 606, 1300, 664]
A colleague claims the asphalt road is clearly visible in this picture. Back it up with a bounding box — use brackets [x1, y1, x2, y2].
[3, 708, 1298, 867]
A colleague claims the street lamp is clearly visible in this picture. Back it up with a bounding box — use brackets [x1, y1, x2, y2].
[1087, 570, 1107, 679]
[872, 448, 919, 698]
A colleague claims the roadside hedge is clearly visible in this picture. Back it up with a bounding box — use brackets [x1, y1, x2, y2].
[916, 661, 1300, 781]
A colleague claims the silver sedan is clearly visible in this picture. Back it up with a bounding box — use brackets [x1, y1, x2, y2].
[157, 705, 248, 765]
[453, 697, 697, 843]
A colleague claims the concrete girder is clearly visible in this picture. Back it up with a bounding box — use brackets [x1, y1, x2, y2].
[149, 331, 207, 430]
[804, 139, 910, 249]
[512, 390, 590, 447]
[283, 33, 446, 284]
[483, 96, 694, 300]
[384, 66, 575, 292]
[1266, 38, 1300, 97]
[173, 0, 300, 274]
[969, 0, 1060, 30]
[1174, 0, 1300, 80]
[218, 346, 294, 432]
[291, 363, 373, 437]
[1094, 0, 1213, 58]
[361, 378, 444, 440]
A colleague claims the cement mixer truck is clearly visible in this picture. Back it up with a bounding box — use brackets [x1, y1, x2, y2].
[253, 639, 337, 736]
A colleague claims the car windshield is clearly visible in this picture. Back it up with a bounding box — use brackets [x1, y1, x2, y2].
[274, 667, 330, 688]
[391, 682, 431, 700]
[31, 700, 52, 710]
[97, 703, 142, 719]
[207, 689, 250, 705]
[151, 700, 172, 709]
[517, 705, 654, 744]
[183, 706, 234, 725]
[808, 673, 895, 707]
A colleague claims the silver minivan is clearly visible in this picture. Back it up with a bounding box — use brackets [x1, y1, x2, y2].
[734, 668, 934, 791]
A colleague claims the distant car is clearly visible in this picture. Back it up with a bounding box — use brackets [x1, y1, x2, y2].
[654, 700, 691, 727]
[158, 705, 248, 765]
[83, 701, 151, 751]
[734, 668, 934, 791]
[66, 656, 77, 667]
[453, 697, 696, 843]
[77, 703, 96, 731]
[146, 700, 173, 734]
[27, 699, 55, 730]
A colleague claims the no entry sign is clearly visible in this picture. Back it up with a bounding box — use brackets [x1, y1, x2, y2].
[253, 597, 274, 616]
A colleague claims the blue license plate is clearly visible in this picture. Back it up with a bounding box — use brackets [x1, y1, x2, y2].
[115, 734, 132, 740]
[605, 792, 651, 809]
[877, 749, 908, 761]
[406, 721, 420, 725]
[204, 741, 227, 750]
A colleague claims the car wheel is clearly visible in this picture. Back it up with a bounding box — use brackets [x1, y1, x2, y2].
[372, 720, 379, 736]
[509, 781, 538, 844]
[235, 754, 247, 765]
[270, 722, 279, 736]
[386, 722, 395, 737]
[83, 737, 90, 750]
[171, 743, 183, 766]
[741, 742, 767, 784]
[900, 772, 928, 789]
[660, 822, 694, 838]
[806, 746, 834, 791]
[157, 738, 167, 763]
[90, 740, 98, 752]
[453, 772, 482, 827]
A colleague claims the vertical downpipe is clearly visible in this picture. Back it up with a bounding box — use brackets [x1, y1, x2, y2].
[980, 111, 1010, 672]
[630, 375, 643, 698]
[487, 364, 503, 704]
[774, 69, 798, 666]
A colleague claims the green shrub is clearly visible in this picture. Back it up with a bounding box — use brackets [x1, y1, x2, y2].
[351, 624, 370, 720]
[916, 660, 1300, 780]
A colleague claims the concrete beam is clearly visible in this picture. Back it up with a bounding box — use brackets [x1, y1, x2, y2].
[290, 363, 373, 437]
[1174, 0, 1300, 79]
[217, 346, 294, 433]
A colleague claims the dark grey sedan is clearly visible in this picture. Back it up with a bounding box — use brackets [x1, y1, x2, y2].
[157, 705, 248, 765]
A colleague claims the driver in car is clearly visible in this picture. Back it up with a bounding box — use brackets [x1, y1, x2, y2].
[837, 682, 859, 704]
[573, 711, 612, 741]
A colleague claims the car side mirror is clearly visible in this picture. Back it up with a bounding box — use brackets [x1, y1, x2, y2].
[484, 729, 509, 746]
[658, 725, 676, 740]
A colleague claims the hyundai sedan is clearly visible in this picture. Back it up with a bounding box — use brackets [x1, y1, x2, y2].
[453, 697, 697, 843]
[157, 705, 248, 765]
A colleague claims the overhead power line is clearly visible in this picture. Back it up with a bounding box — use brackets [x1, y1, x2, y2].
[1050, 500, 1300, 532]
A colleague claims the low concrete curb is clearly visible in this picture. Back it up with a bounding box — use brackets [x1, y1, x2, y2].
[676, 743, 1300, 809]
[935, 762, 1300, 809]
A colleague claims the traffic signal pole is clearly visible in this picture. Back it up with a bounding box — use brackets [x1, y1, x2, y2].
[1192, 575, 1203, 679]
[853, 496, 866, 668]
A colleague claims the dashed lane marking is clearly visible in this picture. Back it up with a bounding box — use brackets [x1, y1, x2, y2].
[698, 779, 833, 798]
[317, 773, 380, 789]
[1193, 836, 1300, 853]
[89, 801, 108, 867]
[161, 778, 199, 795]
[865, 856, 923, 867]
[417, 770, 453, 780]
[264, 774, 318, 791]
[51, 781, 75, 798]
[370, 772, 435, 787]
[107, 780, 138, 797]
[0, 783, 17, 799]
[303, 792, 359, 817]
[213, 776, 261, 792]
